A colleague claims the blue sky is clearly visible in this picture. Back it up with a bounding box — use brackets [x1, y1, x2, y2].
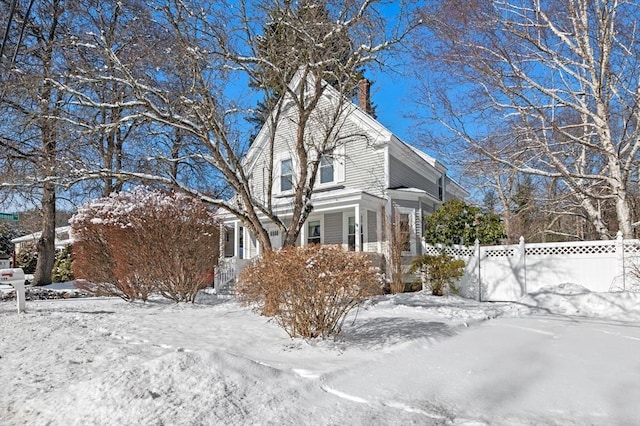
[368, 64, 414, 145]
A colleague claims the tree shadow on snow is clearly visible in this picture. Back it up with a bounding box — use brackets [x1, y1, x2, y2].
[338, 317, 459, 349]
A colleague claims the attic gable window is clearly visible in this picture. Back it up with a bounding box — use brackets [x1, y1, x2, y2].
[281, 158, 293, 192]
[320, 152, 334, 184]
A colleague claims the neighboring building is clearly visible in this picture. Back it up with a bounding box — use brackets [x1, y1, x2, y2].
[11, 226, 74, 256]
[216, 72, 467, 288]
[0, 254, 11, 269]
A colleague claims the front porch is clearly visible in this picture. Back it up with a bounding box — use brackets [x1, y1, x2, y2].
[213, 188, 436, 292]
[220, 190, 388, 259]
[215, 190, 387, 291]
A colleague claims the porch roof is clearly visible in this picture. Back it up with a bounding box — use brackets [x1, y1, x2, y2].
[387, 187, 441, 203]
[219, 188, 384, 224]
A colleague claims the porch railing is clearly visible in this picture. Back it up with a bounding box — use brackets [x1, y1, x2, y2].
[214, 257, 252, 295]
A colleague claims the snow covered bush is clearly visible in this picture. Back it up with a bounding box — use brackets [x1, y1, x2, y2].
[237, 245, 383, 339]
[71, 187, 219, 302]
[409, 253, 466, 296]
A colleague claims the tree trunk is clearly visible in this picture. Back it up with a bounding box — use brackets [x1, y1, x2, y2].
[31, 0, 60, 286]
[580, 197, 611, 240]
[33, 182, 56, 286]
[614, 187, 633, 238]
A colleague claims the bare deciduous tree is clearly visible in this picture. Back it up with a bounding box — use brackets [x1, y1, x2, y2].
[414, 0, 639, 239]
[0, 0, 73, 285]
[57, 0, 416, 251]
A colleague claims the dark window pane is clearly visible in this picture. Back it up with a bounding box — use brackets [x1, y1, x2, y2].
[281, 159, 293, 191]
[308, 220, 321, 244]
[320, 155, 334, 183]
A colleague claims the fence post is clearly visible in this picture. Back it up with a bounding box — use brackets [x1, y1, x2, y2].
[616, 231, 625, 291]
[519, 236, 526, 295]
[475, 239, 481, 302]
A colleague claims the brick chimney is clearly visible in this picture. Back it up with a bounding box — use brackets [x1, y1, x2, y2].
[357, 78, 372, 115]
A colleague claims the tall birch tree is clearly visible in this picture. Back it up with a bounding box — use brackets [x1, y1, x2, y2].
[414, 0, 639, 238]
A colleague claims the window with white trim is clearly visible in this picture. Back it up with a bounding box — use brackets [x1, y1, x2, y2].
[320, 152, 334, 184]
[281, 158, 293, 192]
[399, 213, 411, 252]
[318, 144, 345, 184]
[347, 216, 364, 251]
[348, 216, 356, 250]
[308, 220, 321, 244]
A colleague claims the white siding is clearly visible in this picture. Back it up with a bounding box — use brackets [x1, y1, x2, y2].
[388, 154, 438, 198]
[247, 96, 387, 202]
[324, 212, 343, 244]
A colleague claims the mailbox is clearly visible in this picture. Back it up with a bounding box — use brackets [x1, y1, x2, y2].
[1, 268, 26, 313]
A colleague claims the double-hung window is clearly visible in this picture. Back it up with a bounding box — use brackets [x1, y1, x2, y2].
[320, 152, 334, 184]
[308, 220, 321, 244]
[399, 213, 411, 252]
[347, 216, 363, 251]
[281, 158, 293, 192]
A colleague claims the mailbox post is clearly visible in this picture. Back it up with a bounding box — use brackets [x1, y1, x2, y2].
[1, 268, 26, 313]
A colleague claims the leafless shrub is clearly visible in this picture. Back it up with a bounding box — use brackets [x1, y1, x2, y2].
[384, 205, 410, 294]
[237, 245, 383, 339]
[71, 187, 219, 302]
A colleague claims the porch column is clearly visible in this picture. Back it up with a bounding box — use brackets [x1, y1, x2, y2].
[219, 223, 226, 260]
[300, 220, 307, 247]
[234, 221, 240, 258]
[242, 226, 248, 259]
[377, 210, 382, 253]
[362, 208, 368, 251]
[355, 204, 361, 252]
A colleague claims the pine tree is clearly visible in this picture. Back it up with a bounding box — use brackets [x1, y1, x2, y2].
[247, 0, 370, 134]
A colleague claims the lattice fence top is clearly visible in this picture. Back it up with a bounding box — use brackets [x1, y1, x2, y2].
[525, 244, 615, 256]
[422, 246, 439, 256]
[423, 238, 640, 260]
[624, 242, 640, 255]
[485, 248, 516, 257]
[423, 245, 475, 257]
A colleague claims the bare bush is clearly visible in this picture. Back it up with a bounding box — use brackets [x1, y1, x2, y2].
[71, 187, 219, 302]
[385, 205, 411, 294]
[237, 245, 383, 339]
[71, 219, 126, 299]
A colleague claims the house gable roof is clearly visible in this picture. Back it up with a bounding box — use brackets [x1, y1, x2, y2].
[242, 69, 394, 171]
[240, 69, 465, 196]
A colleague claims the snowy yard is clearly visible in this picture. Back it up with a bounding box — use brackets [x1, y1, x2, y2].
[1, 283, 639, 425]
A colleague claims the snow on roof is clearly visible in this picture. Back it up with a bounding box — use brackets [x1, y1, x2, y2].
[404, 142, 439, 168]
[11, 226, 72, 245]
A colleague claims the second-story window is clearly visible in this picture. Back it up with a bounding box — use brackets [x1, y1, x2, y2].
[281, 158, 293, 192]
[320, 152, 334, 184]
[438, 176, 443, 200]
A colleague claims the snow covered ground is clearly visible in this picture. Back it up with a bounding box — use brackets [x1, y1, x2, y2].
[1, 283, 639, 425]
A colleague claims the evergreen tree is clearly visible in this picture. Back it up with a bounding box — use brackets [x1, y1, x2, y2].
[423, 200, 506, 246]
[0, 223, 22, 255]
[247, 0, 371, 134]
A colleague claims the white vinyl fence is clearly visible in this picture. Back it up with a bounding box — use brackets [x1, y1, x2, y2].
[423, 232, 640, 302]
